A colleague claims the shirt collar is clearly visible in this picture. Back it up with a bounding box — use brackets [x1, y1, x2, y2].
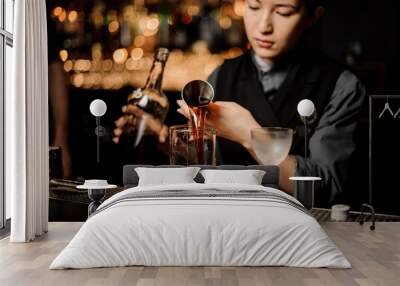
[252, 52, 274, 73]
[250, 51, 289, 93]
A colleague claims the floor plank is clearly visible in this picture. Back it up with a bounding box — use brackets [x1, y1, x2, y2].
[0, 222, 399, 286]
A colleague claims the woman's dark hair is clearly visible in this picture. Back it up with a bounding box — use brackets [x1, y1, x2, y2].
[303, 0, 326, 14]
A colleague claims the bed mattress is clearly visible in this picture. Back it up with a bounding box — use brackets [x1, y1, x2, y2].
[50, 183, 350, 269]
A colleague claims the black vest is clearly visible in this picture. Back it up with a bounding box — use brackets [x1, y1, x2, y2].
[215, 50, 344, 164]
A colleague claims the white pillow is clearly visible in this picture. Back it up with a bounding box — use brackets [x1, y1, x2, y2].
[135, 167, 201, 186]
[200, 169, 266, 185]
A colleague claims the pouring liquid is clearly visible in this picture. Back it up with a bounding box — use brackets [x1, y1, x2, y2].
[188, 106, 207, 164]
[182, 80, 214, 165]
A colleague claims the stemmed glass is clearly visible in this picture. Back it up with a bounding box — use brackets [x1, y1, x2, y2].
[250, 127, 319, 209]
[250, 127, 293, 166]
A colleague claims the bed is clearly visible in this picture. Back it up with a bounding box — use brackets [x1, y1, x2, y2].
[50, 165, 350, 269]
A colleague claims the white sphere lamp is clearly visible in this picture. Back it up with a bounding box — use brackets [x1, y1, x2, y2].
[90, 99, 107, 117]
[297, 99, 315, 117]
[89, 99, 107, 163]
[297, 99, 315, 161]
[291, 99, 321, 210]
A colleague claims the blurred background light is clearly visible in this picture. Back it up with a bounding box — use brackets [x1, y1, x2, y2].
[59, 49, 68, 62]
[113, 48, 129, 64]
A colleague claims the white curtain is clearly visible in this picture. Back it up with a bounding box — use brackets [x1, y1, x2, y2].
[7, 0, 49, 242]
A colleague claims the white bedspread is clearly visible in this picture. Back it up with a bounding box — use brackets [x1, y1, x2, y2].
[50, 183, 351, 269]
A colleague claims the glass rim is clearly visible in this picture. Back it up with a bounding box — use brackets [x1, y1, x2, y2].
[169, 124, 216, 134]
[169, 124, 190, 130]
[169, 124, 216, 131]
[251, 127, 293, 133]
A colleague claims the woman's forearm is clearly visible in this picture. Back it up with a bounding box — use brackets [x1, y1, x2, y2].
[278, 155, 296, 194]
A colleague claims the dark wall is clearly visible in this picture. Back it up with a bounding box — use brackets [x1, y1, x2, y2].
[318, 0, 400, 93]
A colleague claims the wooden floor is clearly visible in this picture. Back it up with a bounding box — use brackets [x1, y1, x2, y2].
[0, 222, 399, 286]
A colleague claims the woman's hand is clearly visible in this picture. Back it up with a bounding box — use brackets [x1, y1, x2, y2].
[113, 104, 168, 144]
[177, 100, 261, 150]
[177, 100, 296, 194]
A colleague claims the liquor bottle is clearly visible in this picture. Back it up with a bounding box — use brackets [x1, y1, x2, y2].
[127, 47, 170, 123]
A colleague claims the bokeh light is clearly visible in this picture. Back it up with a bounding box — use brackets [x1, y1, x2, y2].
[219, 16, 232, 30]
[234, 0, 245, 17]
[113, 48, 129, 64]
[108, 20, 120, 33]
[63, 60, 73, 72]
[91, 43, 103, 61]
[134, 35, 146, 47]
[130, 48, 144, 61]
[53, 7, 63, 17]
[68, 10, 78, 23]
[59, 49, 68, 62]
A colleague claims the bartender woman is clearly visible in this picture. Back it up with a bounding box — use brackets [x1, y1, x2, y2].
[115, 0, 366, 206]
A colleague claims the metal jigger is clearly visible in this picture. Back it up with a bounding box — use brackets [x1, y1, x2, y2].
[181, 80, 214, 108]
[290, 99, 321, 210]
[181, 80, 214, 128]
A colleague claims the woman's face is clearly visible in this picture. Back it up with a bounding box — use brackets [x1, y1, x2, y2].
[244, 0, 314, 62]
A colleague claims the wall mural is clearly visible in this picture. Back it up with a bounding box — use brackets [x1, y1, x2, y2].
[46, 0, 400, 221]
